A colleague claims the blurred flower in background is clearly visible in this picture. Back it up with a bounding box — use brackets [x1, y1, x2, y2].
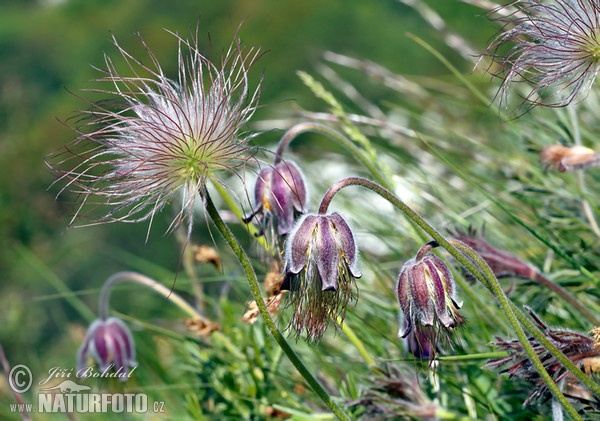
[77, 317, 137, 381]
[483, 0, 600, 108]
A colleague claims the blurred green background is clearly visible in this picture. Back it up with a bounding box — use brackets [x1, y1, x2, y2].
[0, 0, 499, 417]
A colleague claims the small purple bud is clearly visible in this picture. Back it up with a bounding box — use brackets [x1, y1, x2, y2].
[397, 242, 464, 360]
[244, 160, 309, 237]
[282, 211, 361, 341]
[77, 317, 137, 381]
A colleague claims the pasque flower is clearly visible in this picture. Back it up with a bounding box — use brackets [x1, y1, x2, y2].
[243, 160, 308, 237]
[49, 29, 262, 236]
[77, 317, 137, 381]
[282, 212, 361, 341]
[484, 0, 600, 108]
[397, 241, 464, 359]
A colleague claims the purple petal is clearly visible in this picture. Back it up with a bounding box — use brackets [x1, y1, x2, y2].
[285, 214, 318, 274]
[77, 319, 102, 372]
[91, 323, 110, 370]
[243, 168, 271, 223]
[329, 212, 361, 278]
[405, 330, 433, 359]
[424, 258, 453, 329]
[276, 160, 308, 213]
[410, 262, 434, 326]
[316, 216, 338, 291]
[396, 261, 413, 318]
[397, 264, 413, 338]
[107, 318, 137, 367]
[270, 168, 295, 235]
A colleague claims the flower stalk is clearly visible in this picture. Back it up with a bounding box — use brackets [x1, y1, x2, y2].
[204, 191, 351, 420]
[98, 271, 203, 321]
[319, 176, 590, 419]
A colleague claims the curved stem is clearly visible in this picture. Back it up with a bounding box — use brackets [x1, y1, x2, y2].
[509, 299, 600, 398]
[274, 122, 392, 190]
[320, 176, 586, 419]
[204, 192, 351, 420]
[98, 271, 203, 321]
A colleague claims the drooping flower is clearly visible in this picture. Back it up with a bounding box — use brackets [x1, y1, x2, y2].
[49, 28, 262, 236]
[243, 159, 308, 237]
[397, 241, 464, 359]
[483, 0, 600, 108]
[449, 226, 538, 281]
[486, 308, 600, 407]
[282, 212, 361, 341]
[77, 317, 137, 381]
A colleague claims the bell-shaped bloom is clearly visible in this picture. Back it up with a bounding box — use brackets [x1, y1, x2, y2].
[482, 0, 600, 109]
[49, 29, 262, 238]
[77, 317, 137, 381]
[282, 212, 361, 341]
[243, 160, 308, 237]
[397, 242, 464, 359]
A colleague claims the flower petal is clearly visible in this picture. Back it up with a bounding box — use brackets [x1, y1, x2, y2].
[329, 212, 361, 278]
[285, 214, 318, 274]
[277, 160, 308, 213]
[316, 216, 339, 291]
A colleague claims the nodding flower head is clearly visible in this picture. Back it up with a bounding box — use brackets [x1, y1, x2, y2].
[397, 241, 464, 360]
[483, 0, 600, 109]
[243, 160, 308, 237]
[282, 212, 361, 341]
[77, 317, 137, 381]
[49, 28, 262, 237]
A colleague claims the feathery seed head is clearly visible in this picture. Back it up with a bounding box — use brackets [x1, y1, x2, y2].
[49, 28, 262, 237]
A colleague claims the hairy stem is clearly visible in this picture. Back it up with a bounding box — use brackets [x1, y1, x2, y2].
[204, 192, 351, 420]
[98, 271, 203, 321]
[274, 121, 392, 190]
[319, 176, 585, 420]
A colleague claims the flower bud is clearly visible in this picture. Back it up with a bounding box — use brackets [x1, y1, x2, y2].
[397, 242, 464, 359]
[282, 212, 361, 341]
[244, 160, 308, 237]
[77, 317, 137, 381]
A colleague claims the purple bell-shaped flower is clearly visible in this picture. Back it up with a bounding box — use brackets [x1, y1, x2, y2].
[244, 160, 308, 237]
[282, 211, 361, 341]
[397, 241, 464, 359]
[77, 317, 137, 381]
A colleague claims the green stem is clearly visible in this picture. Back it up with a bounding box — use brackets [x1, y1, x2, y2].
[448, 241, 590, 420]
[319, 177, 585, 420]
[422, 134, 600, 287]
[204, 192, 351, 420]
[338, 317, 377, 370]
[509, 299, 600, 398]
[274, 121, 392, 190]
[98, 271, 203, 321]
